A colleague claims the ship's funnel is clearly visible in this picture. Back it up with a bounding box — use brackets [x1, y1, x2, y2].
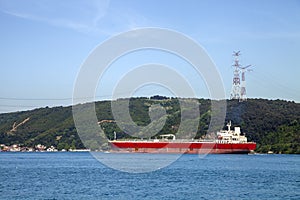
[234, 127, 241, 134]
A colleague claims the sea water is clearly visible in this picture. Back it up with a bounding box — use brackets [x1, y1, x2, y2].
[0, 152, 299, 199]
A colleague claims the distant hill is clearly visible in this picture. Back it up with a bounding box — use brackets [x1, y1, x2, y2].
[0, 98, 299, 153]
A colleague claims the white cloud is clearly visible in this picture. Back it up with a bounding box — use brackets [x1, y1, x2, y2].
[0, 0, 150, 36]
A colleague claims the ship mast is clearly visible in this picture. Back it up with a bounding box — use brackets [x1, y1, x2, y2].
[227, 121, 231, 131]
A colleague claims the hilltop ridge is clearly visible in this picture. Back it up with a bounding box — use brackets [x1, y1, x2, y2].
[0, 97, 299, 153]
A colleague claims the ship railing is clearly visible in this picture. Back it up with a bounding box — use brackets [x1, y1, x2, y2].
[109, 138, 216, 143]
[109, 138, 256, 143]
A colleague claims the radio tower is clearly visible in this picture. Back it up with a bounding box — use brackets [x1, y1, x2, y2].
[230, 51, 252, 101]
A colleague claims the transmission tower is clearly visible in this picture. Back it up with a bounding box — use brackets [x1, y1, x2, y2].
[230, 51, 253, 101]
[239, 65, 252, 101]
[230, 51, 241, 100]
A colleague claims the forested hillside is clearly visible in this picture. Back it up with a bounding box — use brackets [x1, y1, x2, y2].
[0, 97, 299, 153]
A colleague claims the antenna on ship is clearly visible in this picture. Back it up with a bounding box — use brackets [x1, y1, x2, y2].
[230, 51, 253, 101]
[113, 131, 117, 141]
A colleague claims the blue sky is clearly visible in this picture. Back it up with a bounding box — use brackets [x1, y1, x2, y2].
[0, 0, 300, 113]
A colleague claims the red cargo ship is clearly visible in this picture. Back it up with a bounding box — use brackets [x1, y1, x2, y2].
[109, 122, 256, 154]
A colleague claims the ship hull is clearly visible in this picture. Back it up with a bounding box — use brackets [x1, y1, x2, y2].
[109, 141, 256, 154]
